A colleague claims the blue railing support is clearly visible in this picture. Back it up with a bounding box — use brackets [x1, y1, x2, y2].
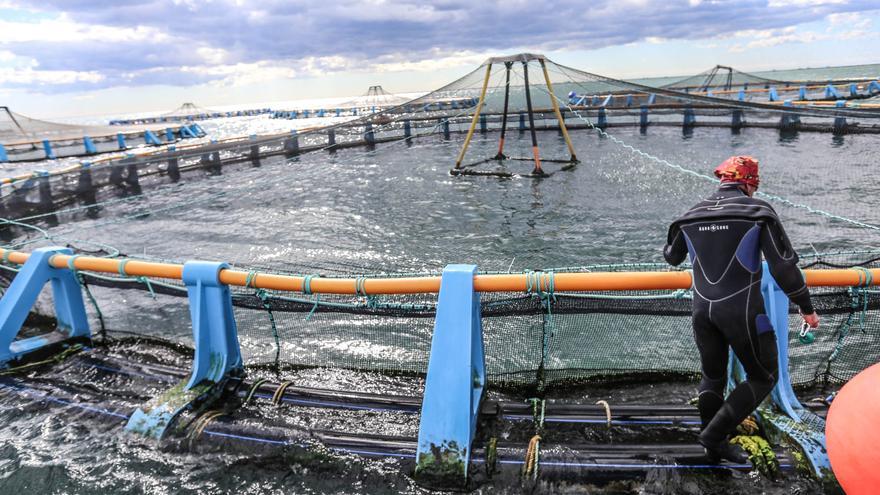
[768, 86, 779, 102]
[42, 140, 56, 160]
[83, 136, 97, 154]
[116, 133, 127, 150]
[415, 264, 485, 485]
[798, 86, 807, 100]
[125, 261, 243, 439]
[833, 100, 847, 134]
[683, 106, 696, 128]
[144, 130, 161, 146]
[0, 247, 90, 366]
[0, 144, 7, 163]
[825, 84, 841, 99]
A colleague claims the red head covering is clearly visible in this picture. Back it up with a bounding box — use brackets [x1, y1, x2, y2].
[714, 156, 759, 188]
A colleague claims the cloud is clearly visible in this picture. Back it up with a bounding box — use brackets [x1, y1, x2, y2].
[1, 0, 879, 93]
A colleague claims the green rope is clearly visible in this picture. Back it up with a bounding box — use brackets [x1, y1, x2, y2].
[255, 289, 281, 370]
[243, 378, 269, 406]
[65, 255, 107, 339]
[136, 276, 157, 299]
[0, 343, 84, 376]
[302, 274, 321, 321]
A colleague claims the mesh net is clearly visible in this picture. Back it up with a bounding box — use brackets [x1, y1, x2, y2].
[1, 251, 876, 393]
[0, 106, 193, 160]
[1, 54, 879, 394]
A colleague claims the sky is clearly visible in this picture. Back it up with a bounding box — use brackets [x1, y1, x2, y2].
[1, 0, 878, 119]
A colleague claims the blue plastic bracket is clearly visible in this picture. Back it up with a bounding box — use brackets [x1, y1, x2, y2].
[869, 80, 880, 94]
[798, 86, 807, 100]
[42, 140, 55, 160]
[825, 84, 841, 99]
[725, 263, 831, 477]
[83, 136, 97, 154]
[124, 261, 243, 439]
[144, 130, 161, 146]
[768, 86, 779, 101]
[758, 263, 831, 477]
[415, 264, 485, 484]
[116, 133, 127, 150]
[165, 128, 175, 142]
[0, 144, 7, 163]
[0, 247, 90, 366]
[179, 125, 196, 138]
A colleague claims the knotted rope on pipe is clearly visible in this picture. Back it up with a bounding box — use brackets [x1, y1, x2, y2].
[243, 378, 269, 406]
[272, 381, 295, 406]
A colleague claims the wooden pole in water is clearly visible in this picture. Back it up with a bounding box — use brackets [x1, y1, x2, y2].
[539, 59, 578, 162]
[453, 63, 493, 169]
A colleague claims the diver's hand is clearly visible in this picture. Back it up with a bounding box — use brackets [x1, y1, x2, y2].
[801, 312, 820, 329]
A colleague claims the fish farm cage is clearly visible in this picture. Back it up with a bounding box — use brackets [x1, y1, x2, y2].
[0, 53, 879, 490]
[0, 106, 207, 163]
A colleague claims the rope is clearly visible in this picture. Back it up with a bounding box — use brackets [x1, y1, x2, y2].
[521, 69, 880, 232]
[243, 378, 269, 406]
[526, 271, 557, 392]
[0, 343, 84, 376]
[136, 276, 156, 299]
[255, 289, 281, 370]
[245, 270, 258, 289]
[62, 254, 106, 339]
[522, 398, 546, 480]
[355, 276, 367, 297]
[272, 380, 295, 405]
[187, 409, 226, 448]
[596, 400, 612, 428]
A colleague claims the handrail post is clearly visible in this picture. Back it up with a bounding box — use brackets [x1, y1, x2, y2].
[415, 264, 485, 487]
[0, 247, 90, 366]
[125, 260, 243, 439]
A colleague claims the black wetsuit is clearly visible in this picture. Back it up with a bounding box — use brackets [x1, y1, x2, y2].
[664, 184, 814, 447]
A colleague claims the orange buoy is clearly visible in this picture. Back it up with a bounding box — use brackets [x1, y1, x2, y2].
[826, 362, 880, 494]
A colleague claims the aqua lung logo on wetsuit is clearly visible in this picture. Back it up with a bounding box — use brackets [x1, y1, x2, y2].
[698, 223, 729, 233]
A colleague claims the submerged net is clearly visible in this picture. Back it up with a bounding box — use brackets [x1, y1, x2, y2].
[2, 54, 880, 393]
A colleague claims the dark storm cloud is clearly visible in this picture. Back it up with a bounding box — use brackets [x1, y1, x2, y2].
[3, 0, 878, 92]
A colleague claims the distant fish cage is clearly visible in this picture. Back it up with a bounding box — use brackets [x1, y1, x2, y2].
[109, 102, 274, 126]
[0, 106, 207, 163]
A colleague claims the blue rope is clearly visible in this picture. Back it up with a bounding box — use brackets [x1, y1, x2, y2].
[245, 270, 258, 288]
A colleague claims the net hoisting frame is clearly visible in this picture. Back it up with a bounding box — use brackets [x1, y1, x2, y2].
[451, 54, 579, 177]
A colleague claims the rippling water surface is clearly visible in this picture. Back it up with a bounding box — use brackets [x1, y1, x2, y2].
[1, 122, 877, 493]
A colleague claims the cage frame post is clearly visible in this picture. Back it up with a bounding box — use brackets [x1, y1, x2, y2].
[0, 247, 90, 366]
[539, 58, 578, 163]
[125, 261, 243, 439]
[453, 63, 493, 169]
[415, 264, 485, 486]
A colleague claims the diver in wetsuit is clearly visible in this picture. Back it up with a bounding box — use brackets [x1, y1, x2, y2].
[663, 156, 820, 463]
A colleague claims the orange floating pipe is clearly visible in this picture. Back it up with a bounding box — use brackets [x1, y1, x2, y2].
[0, 248, 877, 295]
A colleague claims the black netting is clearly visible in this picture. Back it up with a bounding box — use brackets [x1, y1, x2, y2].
[2, 250, 875, 392]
